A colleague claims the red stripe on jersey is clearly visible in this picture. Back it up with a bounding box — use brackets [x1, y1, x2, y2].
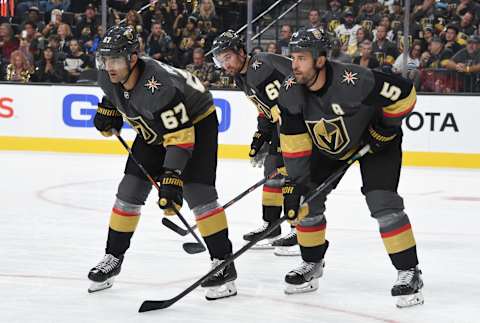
[297, 224, 326, 232]
[197, 208, 224, 221]
[263, 186, 282, 193]
[258, 112, 265, 118]
[176, 143, 194, 149]
[383, 100, 416, 118]
[112, 208, 139, 217]
[282, 150, 312, 158]
[381, 223, 412, 238]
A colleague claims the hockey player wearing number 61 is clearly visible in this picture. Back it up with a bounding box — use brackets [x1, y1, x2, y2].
[87, 25, 237, 301]
[212, 30, 299, 256]
[277, 28, 424, 308]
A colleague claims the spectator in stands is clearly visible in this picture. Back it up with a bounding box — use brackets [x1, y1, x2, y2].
[306, 9, 322, 30]
[357, 0, 381, 27]
[322, 0, 343, 33]
[378, 15, 395, 41]
[146, 21, 172, 62]
[456, 0, 480, 20]
[76, 3, 98, 39]
[87, 25, 105, 54]
[266, 42, 279, 54]
[458, 11, 476, 38]
[329, 38, 352, 63]
[389, 0, 403, 22]
[5, 50, 33, 82]
[18, 32, 34, 65]
[126, 9, 145, 38]
[56, 23, 73, 55]
[23, 6, 45, 31]
[251, 46, 263, 56]
[372, 24, 399, 69]
[446, 35, 480, 92]
[277, 24, 292, 56]
[162, 0, 186, 38]
[444, 24, 464, 55]
[42, 8, 62, 37]
[393, 39, 422, 88]
[186, 47, 216, 87]
[353, 39, 380, 69]
[193, 0, 220, 33]
[424, 35, 453, 68]
[33, 47, 65, 83]
[0, 23, 19, 62]
[64, 39, 91, 82]
[178, 16, 200, 67]
[335, 8, 361, 57]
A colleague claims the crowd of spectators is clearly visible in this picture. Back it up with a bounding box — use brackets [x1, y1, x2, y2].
[1, 0, 480, 93]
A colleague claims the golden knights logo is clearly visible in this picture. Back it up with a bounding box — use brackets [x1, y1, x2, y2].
[248, 93, 272, 120]
[305, 117, 350, 154]
[125, 115, 158, 144]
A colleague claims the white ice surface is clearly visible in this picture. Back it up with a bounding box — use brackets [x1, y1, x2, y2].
[1, 151, 479, 323]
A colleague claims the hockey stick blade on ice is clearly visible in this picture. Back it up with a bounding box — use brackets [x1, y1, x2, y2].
[138, 145, 369, 312]
[163, 170, 279, 236]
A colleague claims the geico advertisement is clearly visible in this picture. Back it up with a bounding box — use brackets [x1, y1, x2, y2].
[0, 84, 477, 153]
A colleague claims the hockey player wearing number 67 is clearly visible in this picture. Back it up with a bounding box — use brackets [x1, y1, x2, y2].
[277, 28, 424, 308]
[212, 30, 299, 256]
[87, 25, 237, 301]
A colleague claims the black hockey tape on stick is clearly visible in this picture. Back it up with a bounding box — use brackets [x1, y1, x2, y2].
[138, 145, 370, 312]
[163, 170, 280, 236]
[112, 130, 206, 254]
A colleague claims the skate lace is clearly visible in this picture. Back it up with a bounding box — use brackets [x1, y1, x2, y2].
[94, 254, 120, 274]
[211, 259, 225, 278]
[283, 229, 297, 240]
[292, 261, 315, 275]
[396, 269, 415, 286]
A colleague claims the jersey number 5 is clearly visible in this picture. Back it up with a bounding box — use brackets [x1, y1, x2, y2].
[160, 103, 190, 129]
[380, 82, 401, 101]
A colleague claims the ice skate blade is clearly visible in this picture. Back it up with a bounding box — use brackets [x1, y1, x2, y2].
[395, 291, 424, 308]
[247, 235, 281, 250]
[284, 279, 319, 295]
[205, 281, 237, 300]
[274, 245, 300, 256]
[88, 278, 114, 293]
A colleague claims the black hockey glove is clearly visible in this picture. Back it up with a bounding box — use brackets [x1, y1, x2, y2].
[94, 96, 123, 137]
[158, 169, 183, 216]
[365, 123, 399, 153]
[249, 131, 270, 167]
[282, 180, 308, 222]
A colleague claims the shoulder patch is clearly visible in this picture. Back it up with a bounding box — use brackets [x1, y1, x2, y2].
[284, 75, 296, 90]
[251, 58, 263, 71]
[340, 69, 359, 86]
[144, 75, 162, 94]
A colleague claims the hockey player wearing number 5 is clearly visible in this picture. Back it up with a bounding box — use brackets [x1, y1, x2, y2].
[87, 25, 237, 301]
[277, 28, 424, 308]
[212, 30, 299, 256]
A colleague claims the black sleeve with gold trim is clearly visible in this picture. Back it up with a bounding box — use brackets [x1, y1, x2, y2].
[362, 70, 416, 128]
[277, 75, 312, 186]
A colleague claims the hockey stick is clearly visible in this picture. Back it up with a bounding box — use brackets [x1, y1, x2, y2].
[112, 131, 206, 254]
[162, 170, 280, 236]
[138, 145, 370, 312]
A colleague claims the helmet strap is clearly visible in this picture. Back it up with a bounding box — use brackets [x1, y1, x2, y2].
[121, 54, 138, 87]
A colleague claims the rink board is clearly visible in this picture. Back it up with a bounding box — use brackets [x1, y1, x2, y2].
[0, 83, 479, 168]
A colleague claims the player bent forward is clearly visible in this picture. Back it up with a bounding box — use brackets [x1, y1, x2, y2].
[87, 25, 236, 301]
[277, 28, 424, 308]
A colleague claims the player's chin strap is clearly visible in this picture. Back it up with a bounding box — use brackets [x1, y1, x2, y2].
[239, 54, 250, 74]
[121, 53, 138, 86]
[306, 68, 320, 88]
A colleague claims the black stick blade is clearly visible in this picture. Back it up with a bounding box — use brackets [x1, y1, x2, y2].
[139, 300, 174, 312]
[162, 218, 189, 236]
[182, 242, 206, 254]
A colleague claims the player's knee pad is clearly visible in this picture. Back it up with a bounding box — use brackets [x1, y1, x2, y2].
[183, 183, 218, 209]
[192, 200, 228, 238]
[116, 174, 152, 205]
[365, 190, 407, 228]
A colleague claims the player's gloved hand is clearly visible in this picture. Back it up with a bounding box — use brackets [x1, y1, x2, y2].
[282, 180, 308, 223]
[158, 169, 183, 216]
[365, 123, 399, 153]
[249, 131, 270, 167]
[93, 96, 123, 137]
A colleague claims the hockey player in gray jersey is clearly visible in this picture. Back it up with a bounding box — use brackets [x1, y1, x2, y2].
[87, 25, 237, 301]
[277, 28, 423, 308]
[212, 30, 298, 255]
